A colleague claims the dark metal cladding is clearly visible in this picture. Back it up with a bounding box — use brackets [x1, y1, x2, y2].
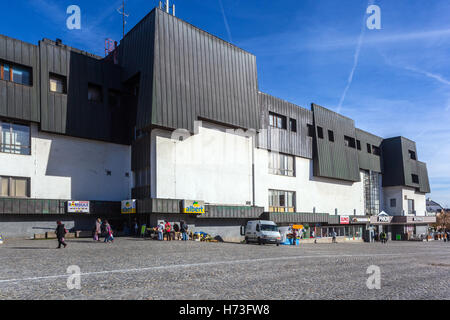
[39, 39, 127, 144]
[355, 128, 383, 173]
[261, 212, 337, 223]
[257, 92, 313, 159]
[0, 35, 40, 122]
[147, 9, 259, 132]
[311, 103, 360, 182]
[200, 205, 264, 219]
[381, 137, 430, 193]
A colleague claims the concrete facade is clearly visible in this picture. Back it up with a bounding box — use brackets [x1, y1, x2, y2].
[383, 186, 426, 217]
[0, 124, 131, 201]
[153, 124, 253, 206]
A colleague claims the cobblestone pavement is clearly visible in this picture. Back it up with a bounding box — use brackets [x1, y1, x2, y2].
[0, 237, 449, 300]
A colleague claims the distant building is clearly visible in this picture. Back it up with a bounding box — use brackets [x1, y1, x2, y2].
[0, 7, 435, 240]
[426, 199, 443, 214]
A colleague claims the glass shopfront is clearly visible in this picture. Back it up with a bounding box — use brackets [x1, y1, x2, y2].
[311, 225, 364, 240]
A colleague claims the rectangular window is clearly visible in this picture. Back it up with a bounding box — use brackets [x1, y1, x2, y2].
[49, 73, 67, 94]
[0, 121, 31, 155]
[363, 170, 381, 216]
[289, 119, 297, 132]
[88, 83, 103, 102]
[344, 136, 356, 148]
[0, 176, 30, 198]
[269, 112, 287, 129]
[268, 152, 295, 177]
[412, 174, 419, 184]
[372, 145, 381, 156]
[317, 126, 324, 139]
[409, 150, 416, 160]
[1, 61, 32, 86]
[408, 199, 415, 214]
[356, 140, 361, 150]
[328, 130, 334, 142]
[108, 89, 121, 108]
[390, 198, 396, 208]
[268, 189, 295, 213]
[307, 124, 314, 137]
[367, 143, 372, 154]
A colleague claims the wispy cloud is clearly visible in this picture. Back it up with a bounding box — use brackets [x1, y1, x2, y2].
[403, 66, 450, 87]
[218, 0, 233, 43]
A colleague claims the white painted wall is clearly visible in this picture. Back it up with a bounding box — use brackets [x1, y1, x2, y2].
[383, 186, 426, 216]
[154, 125, 253, 205]
[154, 123, 366, 215]
[0, 124, 131, 201]
[254, 149, 366, 216]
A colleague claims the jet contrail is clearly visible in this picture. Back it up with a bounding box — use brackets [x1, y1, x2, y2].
[218, 0, 233, 43]
[337, 0, 375, 113]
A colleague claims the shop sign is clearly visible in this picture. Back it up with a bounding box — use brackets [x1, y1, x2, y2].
[67, 201, 89, 213]
[182, 200, 205, 214]
[292, 225, 303, 230]
[377, 216, 392, 223]
[340, 216, 350, 224]
[121, 199, 136, 214]
[352, 217, 370, 223]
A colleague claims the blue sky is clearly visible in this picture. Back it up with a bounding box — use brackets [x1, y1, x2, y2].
[3, 0, 450, 206]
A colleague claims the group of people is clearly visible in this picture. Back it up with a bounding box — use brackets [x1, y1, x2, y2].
[156, 220, 189, 241]
[372, 231, 388, 243]
[93, 218, 114, 243]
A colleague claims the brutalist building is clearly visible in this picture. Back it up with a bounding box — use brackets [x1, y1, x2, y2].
[0, 7, 435, 240]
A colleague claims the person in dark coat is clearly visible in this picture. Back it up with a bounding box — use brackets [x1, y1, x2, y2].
[56, 221, 67, 249]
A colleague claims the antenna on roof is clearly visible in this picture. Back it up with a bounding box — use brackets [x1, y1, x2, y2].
[159, 0, 175, 16]
[117, 1, 130, 39]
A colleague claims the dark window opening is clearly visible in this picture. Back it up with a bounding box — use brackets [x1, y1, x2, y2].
[307, 124, 314, 137]
[0, 61, 32, 86]
[289, 119, 297, 132]
[372, 146, 381, 156]
[88, 83, 103, 102]
[367, 144, 372, 154]
[356, 140, 361, 150]
[269, 112, 287, 130]
[344, 136, 356, 148]
[390, 198, 396, 208]
[328, 130, 334, 142]
[317, 126, 324, 139]
[49, 73, 67, 94]
[108, 89, 121, 108]
[412, 174, 419, 184]
[409, 150, 416, 160]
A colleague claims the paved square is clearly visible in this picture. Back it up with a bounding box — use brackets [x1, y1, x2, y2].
[0, 238, 449, 300]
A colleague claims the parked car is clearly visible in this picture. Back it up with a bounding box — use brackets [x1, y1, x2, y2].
[241, 220, 281, 246]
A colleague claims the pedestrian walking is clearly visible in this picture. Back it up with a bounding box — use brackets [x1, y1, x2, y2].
[133, 218, 139, 237]
[381, 231, 387, 244]
[104, 220, 114, 243]
[157, 221, 164, 241]
[93, 218, 101, 241]
[332, 230, 337, 243]
[55, 221, 67, 249]
[180, 220, 189, 241]
[164, 220, 172, 241]
[291, 228, 297, 246]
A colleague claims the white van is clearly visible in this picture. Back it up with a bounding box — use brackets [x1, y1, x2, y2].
[241, 220, 281, 246]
